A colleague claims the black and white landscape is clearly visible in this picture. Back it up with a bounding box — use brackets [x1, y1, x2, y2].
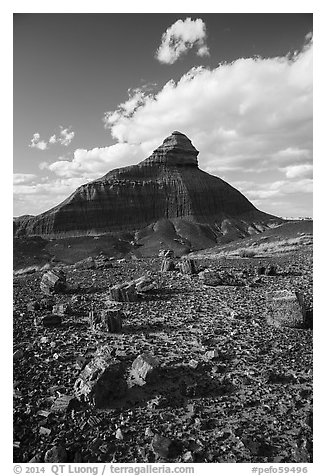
[13, 13, 313, 464]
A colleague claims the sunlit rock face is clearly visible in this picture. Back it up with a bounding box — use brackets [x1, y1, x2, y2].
[14, 131, 280, 240]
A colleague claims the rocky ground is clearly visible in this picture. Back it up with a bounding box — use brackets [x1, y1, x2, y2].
[13, 245, 313, 464]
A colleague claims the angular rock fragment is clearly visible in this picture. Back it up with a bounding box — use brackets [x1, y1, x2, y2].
[34, 314, 62, 327]
[74, 347, 126, 408]
[161, 258, 175, 272]
[130, 353, 159, 386]
[180, 258, 197, 275]
[120, 282, 138, 302]
[52, 303, 71, 316]
[51, 395, 75, 413]
[205, 349, 219, 360]
[109, 282, 138, 302]
[267, 290, 312, 328]
[151, 434, 181, 459]
[26, 300, 41, 312]
[40, 297, 56, 311]
[265, 264, 277, 276]
[40, 269, 67, 295]
[257, 266, 266, 276]
[159, 249, 174, 258]
[13, 348, 24, 361]
[100, 309, 123, 333]
[44, 445, 67, 463]
[39, 427, 51, 436]
[134, 275, 155, 293]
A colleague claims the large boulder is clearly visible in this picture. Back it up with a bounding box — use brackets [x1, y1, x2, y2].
[129, 353, 160, 386]
[40, 269, 66, 295]
[74, 347, 126, 407]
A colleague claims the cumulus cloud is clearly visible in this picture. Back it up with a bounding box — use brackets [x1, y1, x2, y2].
[58, 127, 75, 146]
[104, 37, 312, 180]
[156, 17, 210, 64]
[14, 177, 88, 216]
[29, 133, 48, 151]
[28, 126, 75, 151]
[41, 143, 144, 179]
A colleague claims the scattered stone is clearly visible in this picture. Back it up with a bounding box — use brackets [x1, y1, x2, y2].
[44, 445, 67, 463]
[89, 308, 124, 332]
[34, 314, 62, 327]
[267, 290, 312, 328]
[51, 395, 75, 413]
[151, 434, 180, 459]
[40, 269, 67, 295]
[159, 249, 174, 258]
[100, 309, 123, 333]
[115, 428, 124, 440]
[265, 264, 277, 276]
[145, 427, 155, 437]
[109, 282, 138, 302]
[183, 450, 194, 462]
[180, 258, 197, 275]
[52, 303, 71, 316]
[40, 297, 56, 311]
[161, 258, 175, 272]
[13, 349, 24, 361]
[27, 300, 40, 312]
[134, 275, 155, 293]
[37, 410, 51, 418]
[74, 347, 126, 408]
[39, 427, 51, 436]
[130, 353, 160, 386]
[189, 359, 199, 369]
[205, 349, 219, 360]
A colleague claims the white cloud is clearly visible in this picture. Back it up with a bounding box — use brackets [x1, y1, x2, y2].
[13, 173, 37, 185]
[42, 143, 144, 179]
[156, 17, 210, 64]
[243, 178, 313, 201]
[58, 127, 75, 146]
[28, 126, 75, 151]
[104, 38, 312, 181]
[281, 164, 313, 179]
[29, 133, 48, 151]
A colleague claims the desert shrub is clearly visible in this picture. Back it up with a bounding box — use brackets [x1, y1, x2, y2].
[238, 248, 256, 258]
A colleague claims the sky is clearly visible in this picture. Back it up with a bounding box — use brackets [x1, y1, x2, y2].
[13, 13, 313, 218]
